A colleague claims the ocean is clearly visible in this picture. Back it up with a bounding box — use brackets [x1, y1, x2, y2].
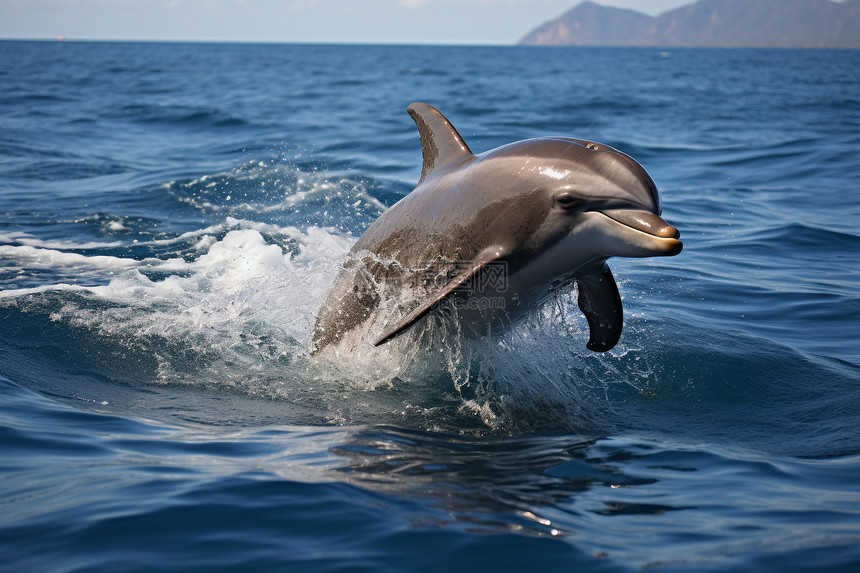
[1, 41, 858, 571]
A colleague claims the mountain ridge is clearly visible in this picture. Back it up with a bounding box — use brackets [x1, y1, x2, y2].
[518, 0, 860, 48]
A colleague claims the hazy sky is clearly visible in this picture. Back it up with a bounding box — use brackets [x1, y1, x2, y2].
[0, 0, 698, 44]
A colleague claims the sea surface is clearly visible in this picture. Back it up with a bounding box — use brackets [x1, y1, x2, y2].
[1, 41, 859, 572]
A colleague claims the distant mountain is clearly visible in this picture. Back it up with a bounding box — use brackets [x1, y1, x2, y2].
[518, 0, 860, 48]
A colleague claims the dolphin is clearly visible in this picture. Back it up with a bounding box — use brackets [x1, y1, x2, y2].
[312, 103, 682, 354]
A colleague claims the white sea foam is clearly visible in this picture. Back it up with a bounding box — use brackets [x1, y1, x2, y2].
[0, 231, 124, 250]
[1, 219, 351, 352]
[0, 244, 142, 276]
[82, 227, 347, 341]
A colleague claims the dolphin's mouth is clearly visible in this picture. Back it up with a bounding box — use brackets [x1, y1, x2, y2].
[600, 209, 683, 255]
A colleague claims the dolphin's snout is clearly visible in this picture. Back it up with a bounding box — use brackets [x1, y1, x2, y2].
[594, 209, 683, 257]
[601, 209, 680, 239]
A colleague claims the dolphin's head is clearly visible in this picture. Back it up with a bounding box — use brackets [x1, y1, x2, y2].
[545, 137, 681, 258]
[483, 137, 682, 287]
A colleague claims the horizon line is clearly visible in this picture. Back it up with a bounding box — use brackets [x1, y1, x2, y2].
[1, 37, 857, 50]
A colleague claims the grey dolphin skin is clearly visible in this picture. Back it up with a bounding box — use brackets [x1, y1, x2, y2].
[312, 103, 682, 354]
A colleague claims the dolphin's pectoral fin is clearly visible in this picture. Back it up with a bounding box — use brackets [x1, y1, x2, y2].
[407, 103, 474, 184]
[575, 263, 623, 352]
[373, 246, 506, 346]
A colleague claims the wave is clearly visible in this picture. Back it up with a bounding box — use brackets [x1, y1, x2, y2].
[741, 222, 860, 251]
[4, 160, 129, 181]
[691, 221, 860, 263]
[108, 103, 252, 129]
[0, 230, 125, 251]
[159, 159, 390, 234]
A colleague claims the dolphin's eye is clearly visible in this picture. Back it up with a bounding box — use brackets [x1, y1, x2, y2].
[554, 192, 582, 210]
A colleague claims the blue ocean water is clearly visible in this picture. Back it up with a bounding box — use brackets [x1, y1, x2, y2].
[1, 40, 859, 571]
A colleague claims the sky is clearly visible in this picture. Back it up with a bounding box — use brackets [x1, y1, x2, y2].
[0, 0, 699, 44]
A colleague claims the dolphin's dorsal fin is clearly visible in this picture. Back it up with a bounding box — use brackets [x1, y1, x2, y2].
[576, 262, 623, 352]
[373, 245, 504, 346]
[407, 103, 473, 184]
